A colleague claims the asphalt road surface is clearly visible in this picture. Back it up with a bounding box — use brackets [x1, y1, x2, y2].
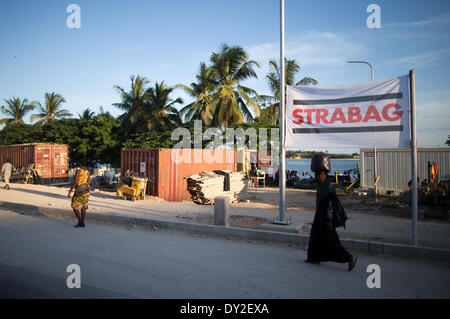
[0, 209, 449, 299]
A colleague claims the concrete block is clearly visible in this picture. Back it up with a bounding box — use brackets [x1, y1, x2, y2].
[214, 196, 230, 227]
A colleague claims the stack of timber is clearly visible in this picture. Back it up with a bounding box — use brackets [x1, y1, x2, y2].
[187, 170, 247, 205]
[9, 164, 41, 184]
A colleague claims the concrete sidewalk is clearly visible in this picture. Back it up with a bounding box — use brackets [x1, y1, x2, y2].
[1, 200, 450, 264]
[0, 183, 449, 250]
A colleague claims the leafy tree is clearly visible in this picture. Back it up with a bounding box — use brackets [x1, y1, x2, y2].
[207, 44, 261, 128]
[0, 112, 122, 167]
[261, 58, 317, 125]
[446, 134, 450, 146]
[140, 81, 183, 132]
[123, 130, 178, 149]
[114, 76, 183, 135]
[78, 108, 95, 120]
[113, 75, 150, 135]
[176, 62, 217, 125]
[0, 122, 38, 144]
[228, 122, 279, 152]
[0, 97, 36, 126]
[31, 92, 72, 125]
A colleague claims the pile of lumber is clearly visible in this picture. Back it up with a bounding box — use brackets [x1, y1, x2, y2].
[187, 170, 247, 205]
[9, 164, 41, 184]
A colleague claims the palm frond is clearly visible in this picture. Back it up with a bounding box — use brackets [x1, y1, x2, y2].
[296, 77, 318, 85]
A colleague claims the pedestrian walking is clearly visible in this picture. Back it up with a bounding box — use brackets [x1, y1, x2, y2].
[68, 160, 91, 228]
[1, 159, 15, 190]
[305, 152, 358, 271]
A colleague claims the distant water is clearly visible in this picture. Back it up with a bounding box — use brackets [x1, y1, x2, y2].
[286, 159, 360, 177]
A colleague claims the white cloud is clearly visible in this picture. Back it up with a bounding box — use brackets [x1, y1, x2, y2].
[246, 31, 365, 68]
[384, 13, 450, 28]
[392, 48, 450, 68]
[243, 31, 366, 94]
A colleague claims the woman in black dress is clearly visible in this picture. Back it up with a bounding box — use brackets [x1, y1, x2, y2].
[305, 155, 358, 271]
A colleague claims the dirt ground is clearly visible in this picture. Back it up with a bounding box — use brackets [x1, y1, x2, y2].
[233, 187, 317, 211]
[232, 187, 449, 223]
[0, 182, 448, 232]
[2, 182, 450, 248]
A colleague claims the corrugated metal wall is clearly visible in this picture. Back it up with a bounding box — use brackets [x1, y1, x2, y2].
[120, 148, 159, 196]
[361, 148, 450, 191]
[0, 144, 34, 168]
[0, 143, 68, 184]
[158, 149, 237, 202]
[121, 148, 237, 202]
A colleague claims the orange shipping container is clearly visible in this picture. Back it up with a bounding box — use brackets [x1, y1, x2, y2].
[121, 148, 237, 202]
[0, 143, 69, 184]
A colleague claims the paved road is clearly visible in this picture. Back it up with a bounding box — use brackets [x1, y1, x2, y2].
[0, 209, 449, 299]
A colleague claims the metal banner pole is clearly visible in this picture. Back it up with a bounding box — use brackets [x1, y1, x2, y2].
[347, 61, 377, 194]
[274, 0, 290, 225]
[409, 69, 419, 246]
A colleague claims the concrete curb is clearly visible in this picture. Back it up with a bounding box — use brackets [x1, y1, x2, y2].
[1, 200, 449, 263]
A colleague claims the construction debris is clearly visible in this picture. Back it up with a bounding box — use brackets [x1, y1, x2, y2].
[187, 170, 247, 205]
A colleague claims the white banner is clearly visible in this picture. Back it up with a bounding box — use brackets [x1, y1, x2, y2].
[285, 75, 411, 148]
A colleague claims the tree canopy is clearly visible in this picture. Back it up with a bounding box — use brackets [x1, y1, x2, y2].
[0, 44, 320, 166]
[0, 97, 36, 126]
[31, 92, 72, 125]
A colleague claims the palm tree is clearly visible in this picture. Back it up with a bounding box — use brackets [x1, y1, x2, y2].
[207, 44, 262, 128]
[176, 62, 218, 125]
[78, 108, 95, 120]
[262, 58, 318, 124]
[140, 81, 183, 132]
[31, 92, 72, 125]
[0, 97, 36, 126]
[113, 75, 150, 132]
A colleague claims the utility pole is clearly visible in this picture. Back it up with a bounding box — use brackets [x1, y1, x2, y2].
[273, 0, 291, 225]
[347, 61, 377, 195]
[410, 69, 419, 246]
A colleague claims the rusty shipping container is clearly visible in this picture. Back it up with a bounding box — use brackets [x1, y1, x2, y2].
[0, 143, 69, 184]
[121, 148, 237, 202]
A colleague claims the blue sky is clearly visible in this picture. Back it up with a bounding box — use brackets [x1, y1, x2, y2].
[1, 0, 449, 153]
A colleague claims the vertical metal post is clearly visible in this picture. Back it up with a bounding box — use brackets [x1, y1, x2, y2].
[347, 61, 377, 193]
[273, 0, 290, 225]
[370, 67, 377, 196]
[410, 69, 419, 246]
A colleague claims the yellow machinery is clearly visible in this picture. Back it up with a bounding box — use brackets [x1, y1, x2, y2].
[117, 177, 148, 201]
[236, 148, 257, 177]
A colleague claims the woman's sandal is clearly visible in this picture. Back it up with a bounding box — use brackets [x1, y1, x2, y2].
[348, 255, 358, 271]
